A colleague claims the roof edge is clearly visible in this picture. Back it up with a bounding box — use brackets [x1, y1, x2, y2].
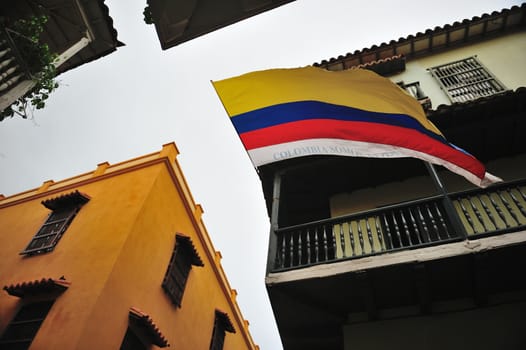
[314, 3, 526, 69]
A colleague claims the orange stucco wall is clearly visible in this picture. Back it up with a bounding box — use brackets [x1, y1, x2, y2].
[0, 143, 258, 350]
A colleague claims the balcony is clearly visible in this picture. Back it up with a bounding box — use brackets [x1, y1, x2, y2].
[398, 81, 432, 111]
[261, 88, 526, 350]
[0, 29, 33, 113]
[1, 0, 123, 116]
[272, 179, 526, 271]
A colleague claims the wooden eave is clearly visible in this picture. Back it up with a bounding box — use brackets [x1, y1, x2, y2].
[41, 190, 90, 210]
[215, 309, 236, 333]
[3, 277, 71, 297]
[129, 307, 169, 348]
[0, 0, 123, 75]
[176, 233, 205, 267]
[316, 54, 406, 77]
[147, 0, 295, 49]
[314, 3, 526, 70]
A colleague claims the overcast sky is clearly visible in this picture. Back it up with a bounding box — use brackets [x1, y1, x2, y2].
[0, 1, 522, 348]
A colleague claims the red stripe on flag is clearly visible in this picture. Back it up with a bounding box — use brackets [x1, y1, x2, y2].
[239, 119, 486, 179]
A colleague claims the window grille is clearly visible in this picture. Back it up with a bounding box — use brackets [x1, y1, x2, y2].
[209, 310, 235, 350]
[0, 300, 54, 350]
[20, 191, 89, 256]
[428, 56, 506, 103]
[162, 234, 204, 307]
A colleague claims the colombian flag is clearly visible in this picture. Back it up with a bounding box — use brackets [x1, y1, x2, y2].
[212, 66, 500, 187]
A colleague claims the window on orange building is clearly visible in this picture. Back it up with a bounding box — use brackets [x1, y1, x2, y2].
[20, 190, 90, 256]
[120, 328, 148, 350]
[121, 307, 169, 349]
[0, 300, 55, 349]
[162, 234, 204, 307]
[209, 310, 236, 350]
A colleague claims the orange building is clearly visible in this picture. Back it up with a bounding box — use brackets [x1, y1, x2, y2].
[0, 143, 259, 350]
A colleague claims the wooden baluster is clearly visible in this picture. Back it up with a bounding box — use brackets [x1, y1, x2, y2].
[306, 228, 311, 265]
[382, 214, 394, 249]
[489, 193, 510, 228]
[297, 230, 303, 266]
[322, 225, 329, 261]
[416, 206, 431, 243]
[365, 218, 375, 253]
[330, 224, 336, 260]
[313, 227, 319, 263]
[357, 219, 365, 254]
[289, 232, 295, 267]
[408, 209, 422, 244]
[391, 212, 403, 247]
[468, 196, 489, 232]
[517, 186, 526, 201]
[374, 216, 384, 252]
[458, 198, 476, 234]
[434, 202, 451, 238]
[339, 223, 346, 258]
[498, 191, 519, 226]
[399, 210, 414, 246]
[279, 233, 286, 269]
[348, 221, 356, 256]
[509, 189, 526, 217]
[479, 195, 498, 230]
[426, 204, 441, 240]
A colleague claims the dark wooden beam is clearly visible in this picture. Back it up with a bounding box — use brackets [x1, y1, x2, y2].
[275, 285, 346, 322]
[357, 270, 377, 321]
[472, 252, 489, 306]
[413, 262, 432, 314]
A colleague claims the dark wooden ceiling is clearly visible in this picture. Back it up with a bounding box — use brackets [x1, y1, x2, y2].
[1, 0, 122, 75]
[146, 0, 296, 49]
[267, 243, 526, 350]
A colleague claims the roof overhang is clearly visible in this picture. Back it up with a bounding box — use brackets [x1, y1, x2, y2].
[4, 277, 71, 297]
[314, 3, 526, 70]
[0, 0, 123, 75]
[146, 0, 295, 49]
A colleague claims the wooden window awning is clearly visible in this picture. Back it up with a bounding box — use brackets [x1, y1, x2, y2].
[3, 277, 70, 298]
[42, 190, 90, 210]
[129, 307, 169, 348]
[215, 309, 236, 333]
[176, 234, 204, 267]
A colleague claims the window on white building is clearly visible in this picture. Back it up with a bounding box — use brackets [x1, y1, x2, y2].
[428, 56, 506, 103]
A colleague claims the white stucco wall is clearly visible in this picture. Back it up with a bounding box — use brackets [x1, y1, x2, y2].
[389, 31, 526, 108]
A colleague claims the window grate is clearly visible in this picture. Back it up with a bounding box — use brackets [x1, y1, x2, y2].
[162, 234, 203, 307]
[429, 56, 506, 103]
[20, 191, 89, 256]
[0, 300, 54, 350]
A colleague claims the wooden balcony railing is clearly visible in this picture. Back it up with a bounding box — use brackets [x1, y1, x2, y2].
[452, 180, 526, 237]
[0, 29, 31, 95]
[272, 179, 526, 271]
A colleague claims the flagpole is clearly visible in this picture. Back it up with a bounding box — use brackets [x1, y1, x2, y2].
[424, 162, 467, 238]
[425, 162, 447, 194]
